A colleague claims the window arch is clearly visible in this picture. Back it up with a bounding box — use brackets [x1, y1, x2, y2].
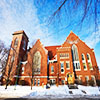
[23, 40, 26, 50]
[81, 53, 87, 70]
[87, 53, 93, 70]
[82, 54, 85, 60]
[72, 44, 80, 71]
[33, 51, 41, 73]
[87, 53, 90, 60]
[51, 66, 54, 73]
[72, 44, 79, 61]
[14, 38, 18, 47]
[11, 55, 15, 63]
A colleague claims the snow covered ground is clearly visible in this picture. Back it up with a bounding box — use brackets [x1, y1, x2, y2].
[0, 85, 100, 98]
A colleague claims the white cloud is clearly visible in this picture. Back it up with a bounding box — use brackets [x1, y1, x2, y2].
[0, 0, 54, 47]
[85, 29, 100, 48]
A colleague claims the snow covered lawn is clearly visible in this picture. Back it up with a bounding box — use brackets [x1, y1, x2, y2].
[0, 85, 100, 98]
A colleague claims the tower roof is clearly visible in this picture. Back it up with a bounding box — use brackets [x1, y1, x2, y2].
[13, 30, 29, 41]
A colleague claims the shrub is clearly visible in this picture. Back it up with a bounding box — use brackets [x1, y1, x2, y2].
[18, 80, 29, 85]
[74, 79, 83, 85]
[96, 80, 100, 86]
[88, 80, 95, 86]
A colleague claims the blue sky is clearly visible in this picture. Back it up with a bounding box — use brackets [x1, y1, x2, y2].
[0, 0, 100, 67]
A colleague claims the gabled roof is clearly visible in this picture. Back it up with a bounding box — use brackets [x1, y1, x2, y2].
[29, 39, 48, 54]
[45, 45, 61, 60]
[66, 31, 79, 41]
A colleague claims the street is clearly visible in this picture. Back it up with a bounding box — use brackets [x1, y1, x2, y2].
[0, 96, 100, 100]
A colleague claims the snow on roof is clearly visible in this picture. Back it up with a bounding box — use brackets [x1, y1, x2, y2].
[49, 55, 57, 63]
[20, 61, 28, 65]
[49, 59, 57, 63]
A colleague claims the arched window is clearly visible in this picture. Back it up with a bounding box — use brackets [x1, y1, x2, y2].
[23, 40, 26, 50]
[33, 51, 41, 73]
[82, 54, 85, 60]
[82, 53, 87, 70]
[72, 44, 79, 61]
[14, 38, 18, 47]
[51, 66, 54, 73]
[72, 44, 80, 70]
[11, 55, 15, 63]
[87, 53, 90, 60]
[87, 53, 93, 70]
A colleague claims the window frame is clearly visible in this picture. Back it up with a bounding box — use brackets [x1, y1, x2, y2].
[60, 53, 69, 59]
[87, 53, 90, 60]
[88, 62, 93, 70]
[86, 53, 93, 70]
[78, 75, 82, 80]
[23, 40, 26, 51]
[22, 67, 24, 74]
[51, 66, 54, 73]
[14, 38, 18, 47]
[60, 61, 64, 73]
[38, 79, 40, 86]
[85, 76, 89, 83]
[81, 53, 87, 71]
[11, 55, 15, 63]
[83, 62, 87, 70]
[72, 44, 79, 61]
[33, 51, 41, 74]
[73, 61, 81, 71]
[66, 61, 70, 70]
[82, 54, 85, 60]
[50, 79, 56, 85]
[34, 79, 36, 86]
[91, 75, 96, 85]
[61, 80, 65, 85]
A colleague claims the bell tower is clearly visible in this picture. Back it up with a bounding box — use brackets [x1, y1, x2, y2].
[4, 30, 29, 85]
[12, 30, 29, 60]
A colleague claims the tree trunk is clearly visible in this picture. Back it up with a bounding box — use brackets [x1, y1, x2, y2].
[5, 84, 8, 89]
[31, 78, 33, 90]
[5, 79, 9, 89]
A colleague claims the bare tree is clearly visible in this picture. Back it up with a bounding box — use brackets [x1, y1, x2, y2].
[0, 40, 9, 70]
[27, 51, 35, 90]
[14, 56, 21, 90]
[35, 0, 100, 32]
[4, 56, 14, 88]
[4, 47, 17, 89]
[0, 40, 9, 84]
[27, 49, 41, 90]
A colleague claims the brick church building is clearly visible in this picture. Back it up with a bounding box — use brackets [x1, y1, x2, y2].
[3, 30, 100, 86]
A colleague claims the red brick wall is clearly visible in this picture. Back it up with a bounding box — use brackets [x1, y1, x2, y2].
[48, 32, 99, 85]
[3, 31, 28, 85]
[3, 31, 100, 86]
[21, 39, 48, 85]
